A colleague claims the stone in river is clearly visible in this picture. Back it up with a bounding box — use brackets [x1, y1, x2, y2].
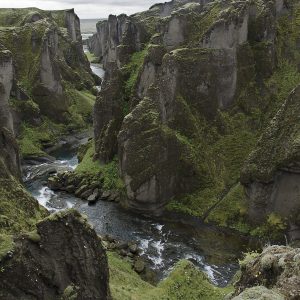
[87, 188, 99, 203]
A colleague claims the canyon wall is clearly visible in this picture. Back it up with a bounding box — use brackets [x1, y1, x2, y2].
[0, 9, 110, 299]
[90, 0, 300, 239]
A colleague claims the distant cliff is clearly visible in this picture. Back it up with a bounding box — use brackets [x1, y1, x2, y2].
[0, 8, 99, 160]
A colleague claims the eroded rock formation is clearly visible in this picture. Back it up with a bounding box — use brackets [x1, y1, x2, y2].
[0, 11, 110, 299]
[91, 0, 300, 228]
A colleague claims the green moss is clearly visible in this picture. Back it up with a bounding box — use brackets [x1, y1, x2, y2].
[0, 21, 47, 90]
[0, 234, 14, 261]
[0, 8, 44, 27]
[153, 260, 233, 300]
[0, 169, 47, 236]
[62, 284, 79, 300]
[18, 120, 66, 158]
[123, 47, 149, 97]
[186, 2, 222, 45]
[250, 213, 287, 239]
[76, 142, 125, 192]
[101, 158, 125, 191]
[166, 102, 256, 232]
[85, 50, 99, 63]
[75, 142, 101, 176]
[67, 88, 96, 125]
[9, 98, 40, 116]
[108, 252, 233, 300]
[24, 230, 41, 243]
[239, 251, 260, 269]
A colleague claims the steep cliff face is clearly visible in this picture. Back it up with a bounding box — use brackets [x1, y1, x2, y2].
[241, 85, 300, 239]
[92, 0, 300, 236]
[0, 10, 110, 299]
[0, 47, 19, 178]
[0, 8, 97, 159]
[118, 47, 239, 212]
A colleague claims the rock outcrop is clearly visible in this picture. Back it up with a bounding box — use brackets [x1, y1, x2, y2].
[232, 245, 300, 299]
[0, 8, 96, 126]
[91, 0, 300, 226]
[0, 210, 110, 300]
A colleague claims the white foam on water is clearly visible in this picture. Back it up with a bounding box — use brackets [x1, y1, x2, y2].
[91, 64, 105, 79]
[36, 186, 55, 208]
[66, 201, 75, 209]
[139, 239, 150, 254]
[155, 224, 164, 232]
[151, 240, 165, 267]
[204, 265, 217, 284]
[184, 253, 204, 264]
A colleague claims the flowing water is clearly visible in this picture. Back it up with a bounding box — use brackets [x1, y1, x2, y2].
[23, 26, 247, 287]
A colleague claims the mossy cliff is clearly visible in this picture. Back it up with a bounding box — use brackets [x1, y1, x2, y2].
[0, 11, 110, 299]
[90, 0, 300, 239]
[0, 8, 98, 159]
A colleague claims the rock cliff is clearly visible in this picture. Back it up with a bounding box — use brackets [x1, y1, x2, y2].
[241, 85, 300, 240]
[91, 0, 300, 238]
[0, 12, 110, 299]
[0, 8, 98, 159]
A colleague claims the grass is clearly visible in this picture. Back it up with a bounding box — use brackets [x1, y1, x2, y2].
[75, 143, 125, 192]
[68, 88, 96, 125]
[85, 50, 99, 63]
[0, 159, 47, 236]
[75, 143, 101, 175]
[0, 234, 14, 261]
[123, 48, 149, 98]
[18, 119, 66, 158]
[108, 252, 233, 300]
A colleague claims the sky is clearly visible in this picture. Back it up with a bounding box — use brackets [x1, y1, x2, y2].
[0, 0, 160, 19]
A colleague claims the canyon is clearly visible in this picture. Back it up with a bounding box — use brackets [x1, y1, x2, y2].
[0, 0, 299, 299]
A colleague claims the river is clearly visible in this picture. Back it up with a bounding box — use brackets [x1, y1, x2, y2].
[23, 31, 246, 287]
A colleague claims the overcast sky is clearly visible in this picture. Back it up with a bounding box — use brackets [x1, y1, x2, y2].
[0, 0, 159, 19]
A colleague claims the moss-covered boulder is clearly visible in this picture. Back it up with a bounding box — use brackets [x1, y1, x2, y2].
[232, 245, 300, 299]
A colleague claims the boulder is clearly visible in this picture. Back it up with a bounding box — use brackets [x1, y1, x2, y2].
[81, 189, 94, 200]
[48, 176, 62, 191]
[87, 188, 100, 203]
[74, 184, 89, 197]
[232, 286, 284, 300]
[233, 245, 300, 299]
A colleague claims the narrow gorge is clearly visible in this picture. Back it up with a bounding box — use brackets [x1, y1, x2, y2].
[0, 0, 299, 299]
